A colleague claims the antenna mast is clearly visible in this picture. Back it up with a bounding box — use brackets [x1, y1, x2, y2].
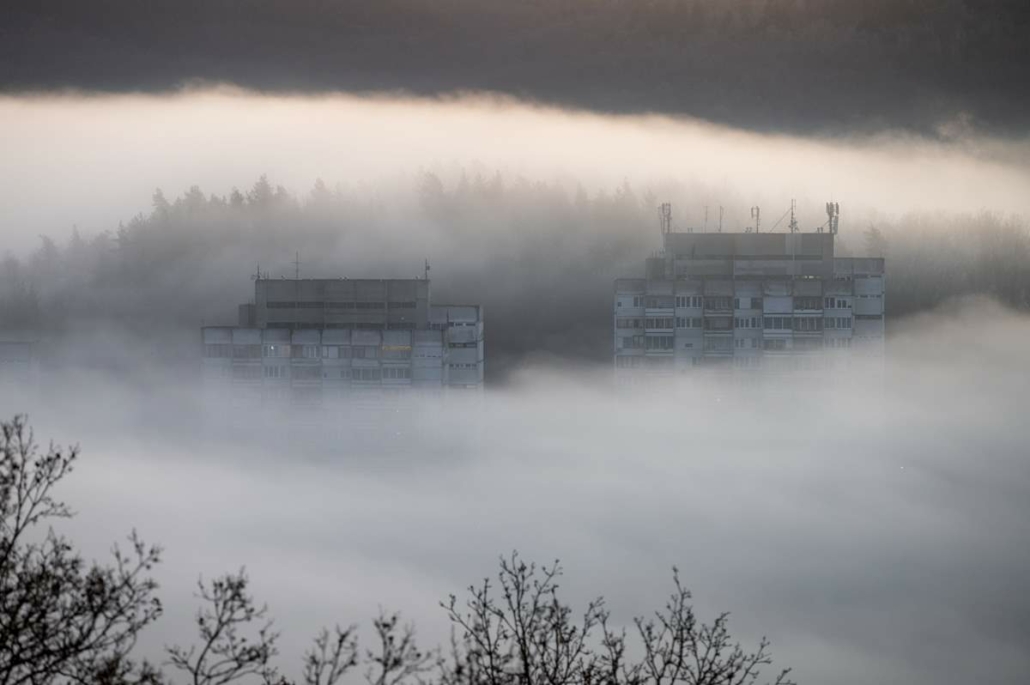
[658, 203, 672, 237]
[703, 205, 709, 234]
[825, 201, 840, 235]
[424, 258, 431, 281]
[788, 199, 799, 234]
[750, 206, 761, 233]
[294, 252, 301, 280]
[718, 206, 724, 233]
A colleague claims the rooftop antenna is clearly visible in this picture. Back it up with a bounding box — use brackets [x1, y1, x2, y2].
[251, 264, 263, 281]
[703, 205, 709, 233]
[718, 206, 724, 233]
[658, 203, 672, 236]
[424, 258, 431, 281]
[751, 206, 761, 233]
[826, 201, 840, 235]
[788, 199, 799, 234]
[293, 251, 301, 280]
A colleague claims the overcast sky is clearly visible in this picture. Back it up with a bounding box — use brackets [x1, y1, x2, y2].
[3, 1, 1029, 137]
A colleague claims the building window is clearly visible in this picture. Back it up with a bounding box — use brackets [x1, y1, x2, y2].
[704, 296, 733, 311]
[764, 316, 794, 330]
[231, 365, 262, 380]
[263, 365, 287, 379]
[704, 337, 733, 351]
[793, 317, 823, 332]
[384, 345, 414, 358]
[263, 344, 291, 358]
[645, 336, 674, 350]
[233, 345, 262, 359]
[354, 368, 382, 381]
[291, 344, 320, 359]
[204, 344, 233, 358]
[291, 366, 322, 381]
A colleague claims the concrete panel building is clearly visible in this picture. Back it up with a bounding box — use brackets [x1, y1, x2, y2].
[203, 276, 484, 402]
[614, 211, 884, 378]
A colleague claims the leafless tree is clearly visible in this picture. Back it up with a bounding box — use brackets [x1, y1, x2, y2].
[167, 570, 279, 685]
[302, 625, 358, 685]
[364, 611, 436, 685]
[443, 554, 793, 685]
[629, 568, 792, 685]
[2, 417, 795, 685]
[442, 552, 605, 685]
[0, 415, 163, 685]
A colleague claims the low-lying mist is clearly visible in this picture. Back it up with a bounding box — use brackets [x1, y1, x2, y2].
[2, 300, 1028, 685]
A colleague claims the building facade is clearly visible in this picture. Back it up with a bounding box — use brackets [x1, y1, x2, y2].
[202, 277, 484, 400]
[614, 228, 885, 377]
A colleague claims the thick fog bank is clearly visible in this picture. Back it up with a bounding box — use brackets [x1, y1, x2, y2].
[3, 90, 1030, 255]
[2, 302, 1028, 685]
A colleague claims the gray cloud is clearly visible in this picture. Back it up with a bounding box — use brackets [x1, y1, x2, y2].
[3, 0, 1029, 137]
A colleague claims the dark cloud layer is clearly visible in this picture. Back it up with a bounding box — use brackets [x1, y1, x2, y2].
[3, 0, 1029, 136]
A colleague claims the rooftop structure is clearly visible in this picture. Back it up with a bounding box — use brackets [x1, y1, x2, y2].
[614, 204, 885, 378]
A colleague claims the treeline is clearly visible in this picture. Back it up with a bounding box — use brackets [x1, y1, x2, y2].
[3, 0, 1028, 135]
[1, 175, 1028, 380]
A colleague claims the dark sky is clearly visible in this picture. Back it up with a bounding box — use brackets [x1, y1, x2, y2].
[3, 0, 1029, 136]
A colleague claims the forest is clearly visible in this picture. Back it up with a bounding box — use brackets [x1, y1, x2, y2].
[1, 174, 1027, 382]
[3, 0, 1028, 136]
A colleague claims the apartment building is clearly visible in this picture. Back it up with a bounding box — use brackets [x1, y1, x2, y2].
[202, 276, 484, 401]
[614, 217, 885, 377]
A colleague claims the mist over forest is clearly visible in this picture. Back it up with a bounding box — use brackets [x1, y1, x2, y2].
[1, 171, 1027, 382]
[3, 0, 1029, 136]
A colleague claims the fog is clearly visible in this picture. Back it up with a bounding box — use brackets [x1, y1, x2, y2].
[2, 299, 1028, 685]
[2, 87, 1030, 684]
[3, 90, 1029, 380]
[3, 89, 1030, 254]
